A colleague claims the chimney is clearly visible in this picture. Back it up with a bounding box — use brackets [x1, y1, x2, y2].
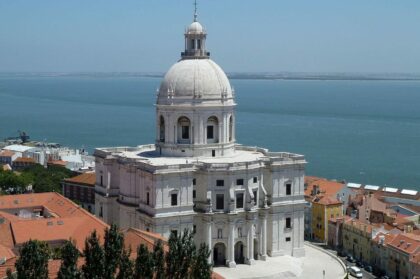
[379, 235, 385, 245]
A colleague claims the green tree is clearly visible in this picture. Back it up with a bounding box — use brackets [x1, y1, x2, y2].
[15, 240, 49, 279]
[135, 244, 154, 279]
[104, 224, 124, 279]
[191, 243, 212, 279]
[117, 247, 134, 279]
[165, 231, 180, 278]
[6, 268, 15, 279]
[165, 229, 196, 279]
[57, 240, 81, 279]
[82, 230, 105, 279]
[152, 240, 165, 279]
[178, 229, 195, 278]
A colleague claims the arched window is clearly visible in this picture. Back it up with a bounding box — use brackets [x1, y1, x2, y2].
[206, 116, 219, 143]
[229, 115, 233, 142]
[159, 115, 165, 142]
[177, 116, 191, 143]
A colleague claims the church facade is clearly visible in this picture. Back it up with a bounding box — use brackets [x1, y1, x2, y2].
[94, 14, 306, 267]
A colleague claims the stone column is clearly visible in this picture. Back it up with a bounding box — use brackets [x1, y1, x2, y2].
[206, 219, 213, 264]
[246, 221, 255, 265]
[227, 221, 236, 268]
[261, 213, 267, 260]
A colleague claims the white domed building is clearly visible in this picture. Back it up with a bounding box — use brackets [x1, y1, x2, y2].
[94, 14, 306, 267]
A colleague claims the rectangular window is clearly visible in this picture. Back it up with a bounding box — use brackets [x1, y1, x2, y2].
[216, 194, 224, 210]
[171, 193, 178, 206]
[286, 183, 292, 195]
[146, 192, 150, 205]
[197, 39, 201, 49]
[253, 177, 258, 183]
[236, 193, 244, 209]
[216, 180, 224, 187]
[193, 225, 196, 234]
[182, 126, 189, 139]
[207, 125, 214, 139]
[253, 190, 258, 205]
[286, 217, 291, 229]
[193, 178, 196, 185]
[193, 190, 196, 199]
[286, 237, 291, 242]
[236, 179, 244, 186]
[100, 175, 103, 186]
[191, 39, 195, 49]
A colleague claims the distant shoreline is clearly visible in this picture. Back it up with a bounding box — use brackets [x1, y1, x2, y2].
[1, 72, 420, 81]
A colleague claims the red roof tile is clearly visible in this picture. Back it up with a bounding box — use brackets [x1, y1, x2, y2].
[63, 172, 95, 187]
[305, 176, 345, 198]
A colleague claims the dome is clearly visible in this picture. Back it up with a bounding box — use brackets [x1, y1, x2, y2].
[157, 59, 233, 104]
[187, 21, 204, 33]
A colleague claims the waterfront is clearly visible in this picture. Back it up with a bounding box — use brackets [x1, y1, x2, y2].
[1, 75, 420, 188]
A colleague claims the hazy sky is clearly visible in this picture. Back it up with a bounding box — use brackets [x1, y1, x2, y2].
[1, 0, 420, 73]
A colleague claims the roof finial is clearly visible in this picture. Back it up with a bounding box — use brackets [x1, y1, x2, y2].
[194, 0, 198, 22]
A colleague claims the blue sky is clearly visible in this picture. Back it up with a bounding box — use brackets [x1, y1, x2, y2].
[1, 0, 419, 73]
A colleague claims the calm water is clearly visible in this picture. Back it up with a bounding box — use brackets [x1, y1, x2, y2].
[0, 76, 420, 189]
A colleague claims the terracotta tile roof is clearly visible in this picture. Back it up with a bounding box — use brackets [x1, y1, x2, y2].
[47, 160, 67, 167]
[0, 193, 109, 252]
[304, 176, 345, 198]
[123, 228, 168, 258]
[13, 157, 36, 163]
[372, 232, 398, 245]
[388, 233, 420, 255]
[344, 218, 374, 234]
[313, 195, 342, 206]
[411, 252, 420, 265]
[0, 243, 15, 261]
[0, 257, 16, 279]
[63, 172, 95, 187]
[0, 150, 15, 157]
[0, 215, 15, 249]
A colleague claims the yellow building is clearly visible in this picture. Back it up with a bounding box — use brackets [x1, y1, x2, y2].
[311, 196, 343, 242]
[342, 219, 374, 263]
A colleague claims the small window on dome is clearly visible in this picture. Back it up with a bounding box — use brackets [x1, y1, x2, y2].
[197, 39, 201, 49]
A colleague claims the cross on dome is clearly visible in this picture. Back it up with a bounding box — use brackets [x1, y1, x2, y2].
[194, 0, 198, 22]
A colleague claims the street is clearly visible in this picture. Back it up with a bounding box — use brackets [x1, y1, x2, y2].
[338, 256, 376, 279]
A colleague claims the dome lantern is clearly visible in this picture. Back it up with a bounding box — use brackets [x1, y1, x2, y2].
[181, 3, 209, 59]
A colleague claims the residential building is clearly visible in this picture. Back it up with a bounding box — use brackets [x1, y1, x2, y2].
[62, 172, 96, 213]
[94, 13, 306, 268]
[1, 145, 34, 159]
[12, 157, 37, 170]
[328, 216, 348, 250]
[343, 219, 377, 264]
[311, 196, 343, 242]
[304, 176, 347, 240]
[0, 151, 17, 166]
[372, 232, 399, 276]
[0, 192, 173, 279]
[386, 233, 420, 279]
[0, 192, 108, 253]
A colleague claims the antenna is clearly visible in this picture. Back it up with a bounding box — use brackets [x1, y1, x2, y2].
[194, 0, 198, 22]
